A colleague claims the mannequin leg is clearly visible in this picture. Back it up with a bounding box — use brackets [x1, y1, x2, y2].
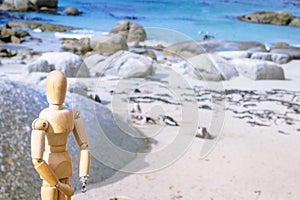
[41, 180, 58, 200]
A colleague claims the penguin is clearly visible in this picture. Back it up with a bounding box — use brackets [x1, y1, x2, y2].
[134, 88, 141, 93]
[135, 115, 156, 125]
[94, 94, 101, 103]
[196, 127, 213, 139]
[291, 95, 298, 102]
[158, 115, 179, 126]
[131, 102, 142, 114]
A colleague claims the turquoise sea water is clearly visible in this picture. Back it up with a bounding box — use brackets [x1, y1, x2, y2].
[1, 0, 300, 45]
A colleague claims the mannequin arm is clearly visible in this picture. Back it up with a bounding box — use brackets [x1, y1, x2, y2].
[31, 118, 74, 196]
[73, 110, 90, 192]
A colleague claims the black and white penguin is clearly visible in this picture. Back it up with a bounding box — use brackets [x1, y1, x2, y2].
[292, 95, 298, 102]
[131, 102, 142, 114]
[135, 115, 156, 125]
[196, 127, 213, 139]
[158, 115, 179, 126]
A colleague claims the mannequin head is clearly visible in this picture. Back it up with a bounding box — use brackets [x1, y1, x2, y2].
[46, 70, 67, 106]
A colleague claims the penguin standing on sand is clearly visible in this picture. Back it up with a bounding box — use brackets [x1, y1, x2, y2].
[292, 95, 299, 102]
[95, 94, 101, 103]
[158, 115, 179, 126]
[131, 102, 142, 114]
[196, 127, 213, 139]
[135, 115, 156, 125]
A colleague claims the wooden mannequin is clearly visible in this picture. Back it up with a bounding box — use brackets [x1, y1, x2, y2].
[31, 70, 90, 200]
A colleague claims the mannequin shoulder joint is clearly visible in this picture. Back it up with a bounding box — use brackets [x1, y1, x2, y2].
[32, 118, 49, 131]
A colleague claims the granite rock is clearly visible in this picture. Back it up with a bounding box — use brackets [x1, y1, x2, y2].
[237, 11, 293, 25]
[87, 51, 154, 78]
[188, 53, 239, 81]
[230, 58, 285, 80]
[110, 20, 147, 43]
[37, 52, 90, 77]
[8, 21, 75, 32]
[90, 33, 128, 56]
[63, 7, 80, 16]
[0, 0, 57, 11]
[270, 42, 300, 59]
[163, 39, 267, 58]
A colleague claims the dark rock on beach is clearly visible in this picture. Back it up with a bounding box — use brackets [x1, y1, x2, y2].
[8, 21, 75, 32]
[0, 47, 17, 57]
[0, 24, 30, 44]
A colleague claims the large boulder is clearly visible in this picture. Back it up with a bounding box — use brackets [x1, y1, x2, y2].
[61, 38, 91, 55]
[110, 20, 147, 43]
[0, 79, 147, 199]
[83, 53, 107, 76]
[188, 53, 239, 81]
[90, 33, 128, 56]
[27, 59, 52, 73]
[230, 58, 285, 80]
[0, 0, 57, 11]
[250, 52, 292, 64]
[36, 52, 90, 77]
[163, 39, 267, 58]
[237, 11, 293, 25]
[269, 42, 300, 59]
[85, 51, 154, 78]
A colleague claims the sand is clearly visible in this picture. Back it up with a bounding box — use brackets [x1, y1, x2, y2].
[71, 61, 300, 200]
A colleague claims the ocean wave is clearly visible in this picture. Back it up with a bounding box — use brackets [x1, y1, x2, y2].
[54, 29, 102, 39]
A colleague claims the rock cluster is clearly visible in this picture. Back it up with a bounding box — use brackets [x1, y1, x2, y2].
[270, 42, 300, 59]
[61, 38, 91, 55]
[163, 39, 267, 58]
[238, 10, 300, 27]
[0, 0, 58, 12]
[61, 20, 147, 56]
[8, 21, 75, 32]
[0, 24, 30, 44]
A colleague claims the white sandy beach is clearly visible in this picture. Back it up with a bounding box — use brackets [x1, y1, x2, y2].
[69, 61, 300, 200]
